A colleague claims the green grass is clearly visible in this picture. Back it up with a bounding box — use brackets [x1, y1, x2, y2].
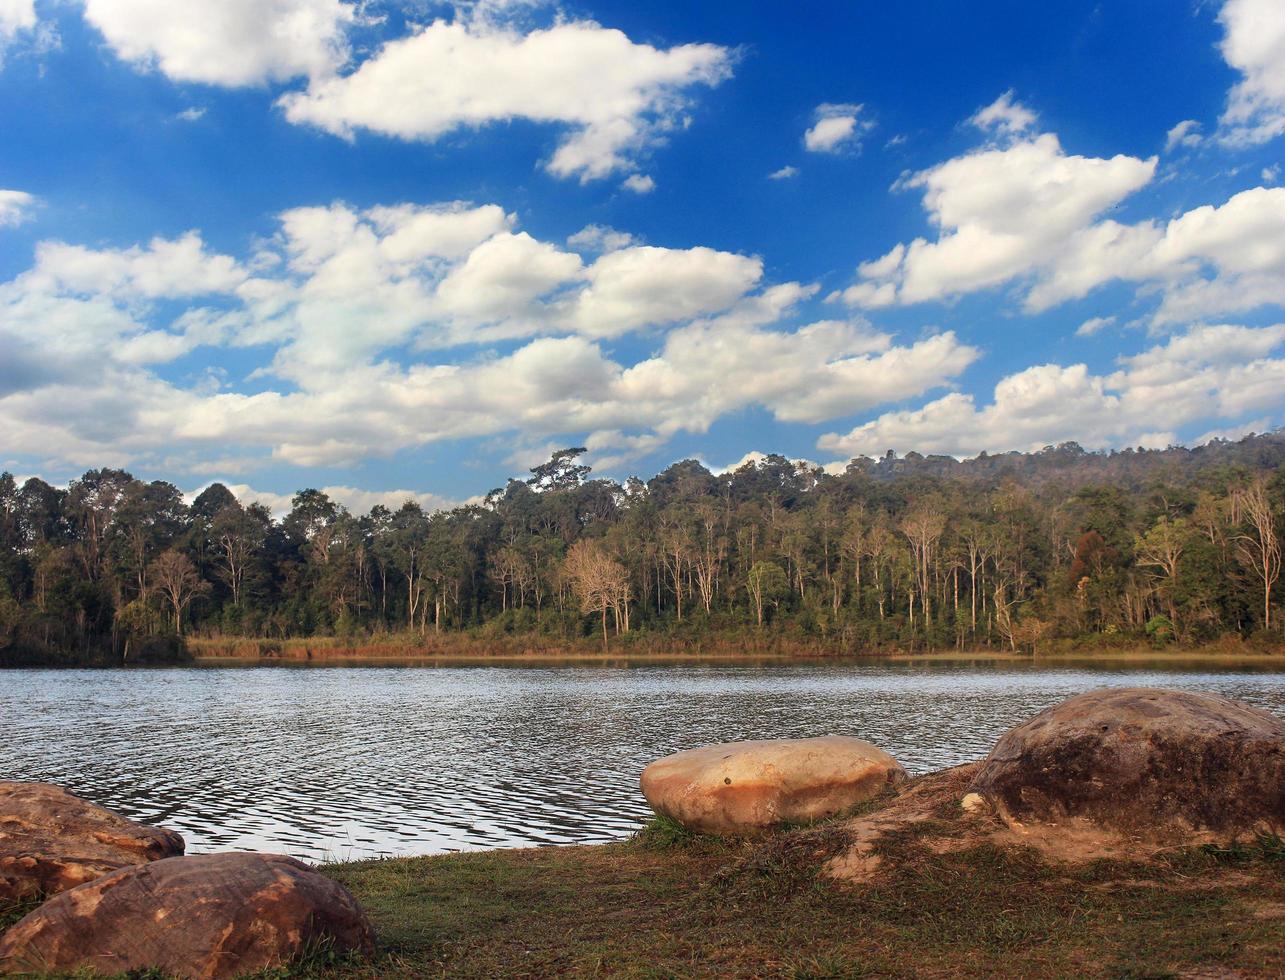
[6, 823, 1283, 978]
[0, 894, 42, 933]
[312, 817, 1285, 979]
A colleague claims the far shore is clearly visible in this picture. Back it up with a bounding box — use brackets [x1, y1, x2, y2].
[178, 634, 1285, 667]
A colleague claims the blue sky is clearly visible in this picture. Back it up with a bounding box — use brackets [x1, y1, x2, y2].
[1, 0, 1284, 512]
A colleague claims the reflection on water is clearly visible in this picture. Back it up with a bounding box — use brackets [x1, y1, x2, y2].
[2, 661, 1283, 862]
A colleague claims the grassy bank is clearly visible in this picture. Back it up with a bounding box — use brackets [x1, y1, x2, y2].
[183, 631, 1285, 665]
[314, 795, 1285, 978]
[3, 775, 1282, 977]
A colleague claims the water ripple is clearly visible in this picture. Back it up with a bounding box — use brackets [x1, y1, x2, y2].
[1, 662, 1282, 861]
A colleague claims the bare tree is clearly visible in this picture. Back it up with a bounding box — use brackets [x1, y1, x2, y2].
[150, 550, 209, 634]
[840, 504, 867, 614]
[563, 539, 631, 649]
[691, 503, 726, 616]
[1135, 516, 1186, 626]
[863, 516, 896, 621]
[746, 561, 788, 628]
[659, 511, 692, 620]
[901, 503, 946, 627]
[1233, 479, 1281, 630]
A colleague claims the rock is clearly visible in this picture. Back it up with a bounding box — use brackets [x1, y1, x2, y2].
[969, 687, 1285, 840]
[641, 735, 906, 835]
[0, 852, 375, 979]
[0, 781, 184, 903]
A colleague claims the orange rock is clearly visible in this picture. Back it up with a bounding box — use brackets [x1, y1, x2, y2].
[0, 782, 183, 903]
[0, 852, 375, 979]
[970, 687, 1285, 840]
[640, 736, 906, 835]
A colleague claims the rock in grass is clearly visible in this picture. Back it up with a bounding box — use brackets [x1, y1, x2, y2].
[0, 852, 375, 979]
[969, 687, 1285, 840]
[641, 736, 907, 835]
[0, 781, 183, 903]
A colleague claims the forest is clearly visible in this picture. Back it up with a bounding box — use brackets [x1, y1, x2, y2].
[2, 434, 1284, 664]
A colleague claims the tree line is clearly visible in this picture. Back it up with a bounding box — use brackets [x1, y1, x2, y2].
[2, 435, 1284, 663]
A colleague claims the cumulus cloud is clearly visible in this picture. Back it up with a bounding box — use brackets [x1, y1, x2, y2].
[0, 0, 35, 51]
[803, 103, 868, 153]
[835, 98, 1285, 327]
[0, 199, 981, 474]
[1031, 185, 1285, 323]
[279, 19, 733, 181]
[1164, 119, 1203, 151]
[819, 323, 1285, 459]
[80, 0, 357, 86]
[0, 189, 36, 227]
[836, 131, 1155, 307]
[24, 231, 247, 298]
[1075, 316, 1116, 338]
[969, 90, 1038, 136]
[208, 483, 460, 517]
[565, 224, 638, 253]
[1217, 0, 1285, 145]
[621, 174, 656, 194]
[568, 245, 762, 338]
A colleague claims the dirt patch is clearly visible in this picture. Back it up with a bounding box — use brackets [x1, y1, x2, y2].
[827, 763, 984, 881]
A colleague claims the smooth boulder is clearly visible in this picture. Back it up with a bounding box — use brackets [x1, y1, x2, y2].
[641, 735, 906, 835]
[0, 781, 184, 903]
[969, 687, 1285, 839]
[0, 852, 375, 979]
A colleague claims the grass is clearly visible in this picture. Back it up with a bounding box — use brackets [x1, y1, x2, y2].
[5, 788, 1282, 978]
[182, 631, 1285, 666]
[309, 812, 1285, 979]
[5, 819, 1283, 978]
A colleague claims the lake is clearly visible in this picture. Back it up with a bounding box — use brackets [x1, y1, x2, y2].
[2, 660, 1283, 862]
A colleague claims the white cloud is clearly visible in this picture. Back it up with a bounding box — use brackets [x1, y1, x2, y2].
[1164, 119, 1203, 151]
[211, 483, 459, 517]
[622, 173, 656, 194]
[1217, 0, 1285, 145]
[279, 19, 732, 181]
[1264, 164, 1281, 183]
[0, 189, 36, 227]
[1032, 185, 1285, 323]
[569, 245, 762, 338]
[23, 231, 247, 298]
[435, 231, 583, 322]
[175, 107, 206, 122]
[1194, 418, 1272, 444]
[0, 0, 35, 50]
[80, 0, 357, 86]
[566, 224, 638, 253]
[768, 165, 799, 180]
[969, 90, 1037, 136]
[838, 132, 1155, 307]
[835, 103, 1285, 327]
[1076, 315, 1115, 338]
[0, 209, 982, 476]
[819, 323, 1285, 459]
[804, 103, 868, 153]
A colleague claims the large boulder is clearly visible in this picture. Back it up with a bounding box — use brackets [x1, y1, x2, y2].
[0, 781, 184, 903]
[0, 852, 375, 979]
[641, 735, 907, 835]
[969, 687, 1285, 840]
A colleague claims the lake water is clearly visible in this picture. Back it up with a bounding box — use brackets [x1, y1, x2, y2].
[2, 660, 1283, 862]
